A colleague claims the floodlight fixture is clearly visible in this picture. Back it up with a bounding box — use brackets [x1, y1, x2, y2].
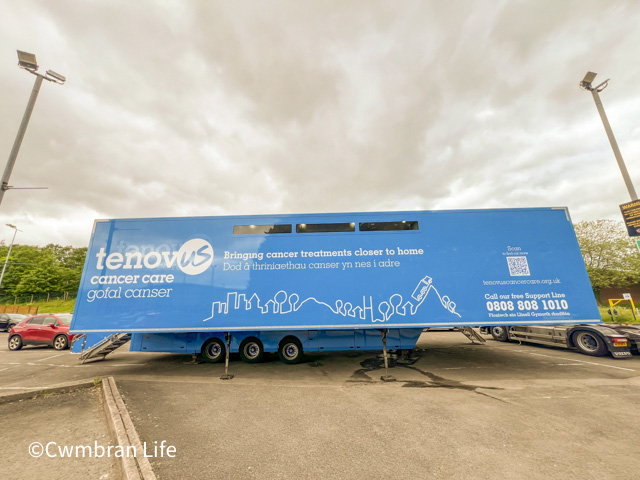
[45, 69, 66, 84]
[595, 79, 609, 92]
[17, 50, 38, 71]
[580, 71, 597, 90]
[16, 51, 66, 84]
[580, 71, 610, 92]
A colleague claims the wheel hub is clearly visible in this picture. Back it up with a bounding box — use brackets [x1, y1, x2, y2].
[245, 343, 259, 359]
[284, 344, 298, 359]
[578, 334, 597, 351]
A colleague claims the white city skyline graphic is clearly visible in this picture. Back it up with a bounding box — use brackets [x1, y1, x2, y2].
[202, 275, 461, 324]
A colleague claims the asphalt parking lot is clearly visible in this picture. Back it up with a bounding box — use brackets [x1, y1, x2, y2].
[1, 329, 640, 480]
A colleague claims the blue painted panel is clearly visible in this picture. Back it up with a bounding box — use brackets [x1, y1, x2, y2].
[128, 328, 422, 355]
[138, 333, 192, 352]
[398, 328, 424, 347]
[70, 208, 600, 334]
[317, 330, 355, 350]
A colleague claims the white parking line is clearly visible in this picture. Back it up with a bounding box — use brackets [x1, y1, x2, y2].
[37, 353, 66, 362]
[511, 350, 637, 372]
[26, 362, 75, 368]
[107, 363, 147, 366]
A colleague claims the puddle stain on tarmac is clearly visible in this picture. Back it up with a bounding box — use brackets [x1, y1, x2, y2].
[348, 355, 506, 402]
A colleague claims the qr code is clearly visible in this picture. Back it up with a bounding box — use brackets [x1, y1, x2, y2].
[506, 256, 530, 276]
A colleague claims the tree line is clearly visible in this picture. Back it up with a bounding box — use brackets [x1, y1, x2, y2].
[0, 244, 87, 296]
[0, 220, 637, 300]
[573, 219, 640, 298]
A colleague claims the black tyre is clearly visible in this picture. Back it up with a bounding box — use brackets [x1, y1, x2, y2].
[200, 338, 225, 363]
[572, 331, 608, 357]
[8, 335, 23, 351]
[278, 337, 303, 364]
[239, 337, 264, 363]
[490, 326, 510, 342]
[53, 335, 69, 350]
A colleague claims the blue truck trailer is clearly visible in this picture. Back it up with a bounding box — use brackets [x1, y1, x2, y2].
[70, 207, 601, 365]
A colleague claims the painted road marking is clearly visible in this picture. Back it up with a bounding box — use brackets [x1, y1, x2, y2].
[510, 350, 636, 372]
[37, 353, 66, 362]
[106, 364, 147, 366]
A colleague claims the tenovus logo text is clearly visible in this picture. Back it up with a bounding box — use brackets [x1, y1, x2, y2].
[96, 239, 214, 275]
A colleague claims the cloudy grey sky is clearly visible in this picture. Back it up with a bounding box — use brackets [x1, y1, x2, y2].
[1, 0, 639, 247]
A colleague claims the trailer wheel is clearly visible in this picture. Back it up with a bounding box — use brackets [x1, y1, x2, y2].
[239, 337, 264, 363]
[200, 338, 225, 363]
[278, 337, 303, 364]
[490, 326, 510, 342]
[572, 331, 608, 357]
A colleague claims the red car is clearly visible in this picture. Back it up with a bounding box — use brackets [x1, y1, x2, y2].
[8, 313, 75, 351]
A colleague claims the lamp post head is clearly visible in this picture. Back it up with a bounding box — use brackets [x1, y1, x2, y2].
[6, 224, 16, 229]
[45, 69, 66, 84]
[16, 50, 66, 84]
[580, 71, 597, 90]
[17, 50, 38, 71]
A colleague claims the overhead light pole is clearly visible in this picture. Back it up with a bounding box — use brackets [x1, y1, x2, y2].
[580, 71, 638, 201]
[0, 224, 21, 291]
[0, 50, 66, 208]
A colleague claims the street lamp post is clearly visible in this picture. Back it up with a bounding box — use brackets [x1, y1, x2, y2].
[0, 50, 66, 207]
[0, 224, 20, 292]
[580, 71, 638, 201]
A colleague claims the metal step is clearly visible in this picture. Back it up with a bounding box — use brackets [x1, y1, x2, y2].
[79, 333, 132, 364]
[455, 327, 486, 344]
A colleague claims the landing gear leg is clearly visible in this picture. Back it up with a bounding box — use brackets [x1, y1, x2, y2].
[380, 329, 395, 382]
[396, 349, 415, 365]
[220, 333, 234, 380]
[185, 353, 199, 365]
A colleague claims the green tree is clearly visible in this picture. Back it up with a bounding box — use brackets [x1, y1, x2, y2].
[43, 244, 87, 270]
[0, 244, 87, 296]
[574, 219, 640, 298]
[0, 246, 42, 294]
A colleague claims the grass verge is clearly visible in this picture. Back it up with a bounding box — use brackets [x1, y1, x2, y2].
[600, 306, 640, 324]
